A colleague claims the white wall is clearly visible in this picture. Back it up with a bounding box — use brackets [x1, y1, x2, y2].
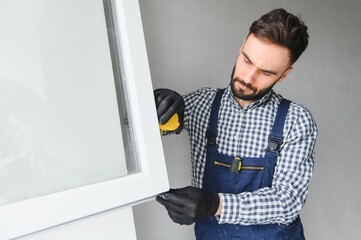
[134, 0, 361, 239]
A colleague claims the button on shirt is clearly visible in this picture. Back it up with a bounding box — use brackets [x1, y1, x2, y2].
[181, 85, 318, 225]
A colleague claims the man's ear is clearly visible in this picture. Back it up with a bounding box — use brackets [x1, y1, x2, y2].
[278, 67, 293, 82]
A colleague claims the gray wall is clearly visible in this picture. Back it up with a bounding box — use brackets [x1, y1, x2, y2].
[134, 0, 361, 239]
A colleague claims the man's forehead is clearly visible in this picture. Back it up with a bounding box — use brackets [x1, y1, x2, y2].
[242, 34, 291, 69]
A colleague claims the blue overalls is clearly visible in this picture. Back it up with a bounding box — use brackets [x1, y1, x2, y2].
[195, 89, 305, 240]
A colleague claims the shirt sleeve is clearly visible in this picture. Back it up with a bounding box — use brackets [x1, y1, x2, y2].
[182, 87, 216, 132]
[218, 105, 318, 225]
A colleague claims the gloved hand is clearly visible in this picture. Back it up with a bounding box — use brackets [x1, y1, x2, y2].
[156, 186, 219, 225]
[154, 88, 185, 134]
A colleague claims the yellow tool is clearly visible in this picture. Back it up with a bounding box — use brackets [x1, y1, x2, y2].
[159, 113, 180, 134]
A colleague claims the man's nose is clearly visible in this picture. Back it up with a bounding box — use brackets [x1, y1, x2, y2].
[243, 66, 258, 84]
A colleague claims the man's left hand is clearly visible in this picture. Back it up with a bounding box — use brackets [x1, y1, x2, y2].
[156, 186, 219, 225]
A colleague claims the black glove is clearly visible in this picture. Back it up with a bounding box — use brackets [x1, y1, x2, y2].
[154, 88, 185, 134]
[156, 186, 219, 225]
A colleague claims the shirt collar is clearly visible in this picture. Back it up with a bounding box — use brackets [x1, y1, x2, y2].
[225, 84, 273, 111]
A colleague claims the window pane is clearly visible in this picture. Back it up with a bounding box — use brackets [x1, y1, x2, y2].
[0, 0, 139, 205]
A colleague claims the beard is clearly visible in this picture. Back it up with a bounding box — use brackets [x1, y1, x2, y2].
[230, 66, 275, 101]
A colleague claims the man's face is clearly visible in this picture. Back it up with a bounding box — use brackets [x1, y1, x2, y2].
[231, 34, 293, 106]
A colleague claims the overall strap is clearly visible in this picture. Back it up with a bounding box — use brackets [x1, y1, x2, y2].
[265, 98, 291, 157]
[206, 88, 225, 146]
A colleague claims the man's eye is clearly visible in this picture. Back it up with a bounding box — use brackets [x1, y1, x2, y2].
[244, 57, 250, 63]
[263, 71, 272, 76]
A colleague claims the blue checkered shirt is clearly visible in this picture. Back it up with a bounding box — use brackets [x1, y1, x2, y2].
[181, 85, 318, 225]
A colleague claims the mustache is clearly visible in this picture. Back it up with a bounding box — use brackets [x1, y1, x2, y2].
[233, 77, 256, 92]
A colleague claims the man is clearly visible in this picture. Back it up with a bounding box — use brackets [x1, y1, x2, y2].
[155, 8, 318, 239]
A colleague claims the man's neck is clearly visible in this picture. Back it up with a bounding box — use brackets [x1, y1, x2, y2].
[234, 97, 254, 109]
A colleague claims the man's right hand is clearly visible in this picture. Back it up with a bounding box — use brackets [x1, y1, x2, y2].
[154, 88, 185, 134]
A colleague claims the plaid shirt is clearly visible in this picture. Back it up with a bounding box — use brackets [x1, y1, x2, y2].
[181, 85, 318, 225]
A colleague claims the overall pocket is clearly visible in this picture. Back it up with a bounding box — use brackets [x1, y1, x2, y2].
[210, 157, 265, 193]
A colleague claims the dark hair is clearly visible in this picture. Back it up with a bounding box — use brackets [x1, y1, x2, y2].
[249, 8, 309, 65]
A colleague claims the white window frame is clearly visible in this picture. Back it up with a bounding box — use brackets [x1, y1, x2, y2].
[0, 0, 169, 239]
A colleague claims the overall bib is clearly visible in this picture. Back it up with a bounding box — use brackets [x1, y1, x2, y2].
[195, 89, 305, 240]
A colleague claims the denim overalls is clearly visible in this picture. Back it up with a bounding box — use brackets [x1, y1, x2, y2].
[195, 89, 305, 240]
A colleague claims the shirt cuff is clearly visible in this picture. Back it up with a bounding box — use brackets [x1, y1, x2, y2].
[217, 193, 240, 224]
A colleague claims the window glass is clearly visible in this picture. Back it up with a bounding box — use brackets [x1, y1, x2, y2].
[0, 0, 139, 205]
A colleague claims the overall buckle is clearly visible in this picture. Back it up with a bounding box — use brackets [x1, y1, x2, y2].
[266, 136, 283, 153]
[206, 130, 218, 146]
